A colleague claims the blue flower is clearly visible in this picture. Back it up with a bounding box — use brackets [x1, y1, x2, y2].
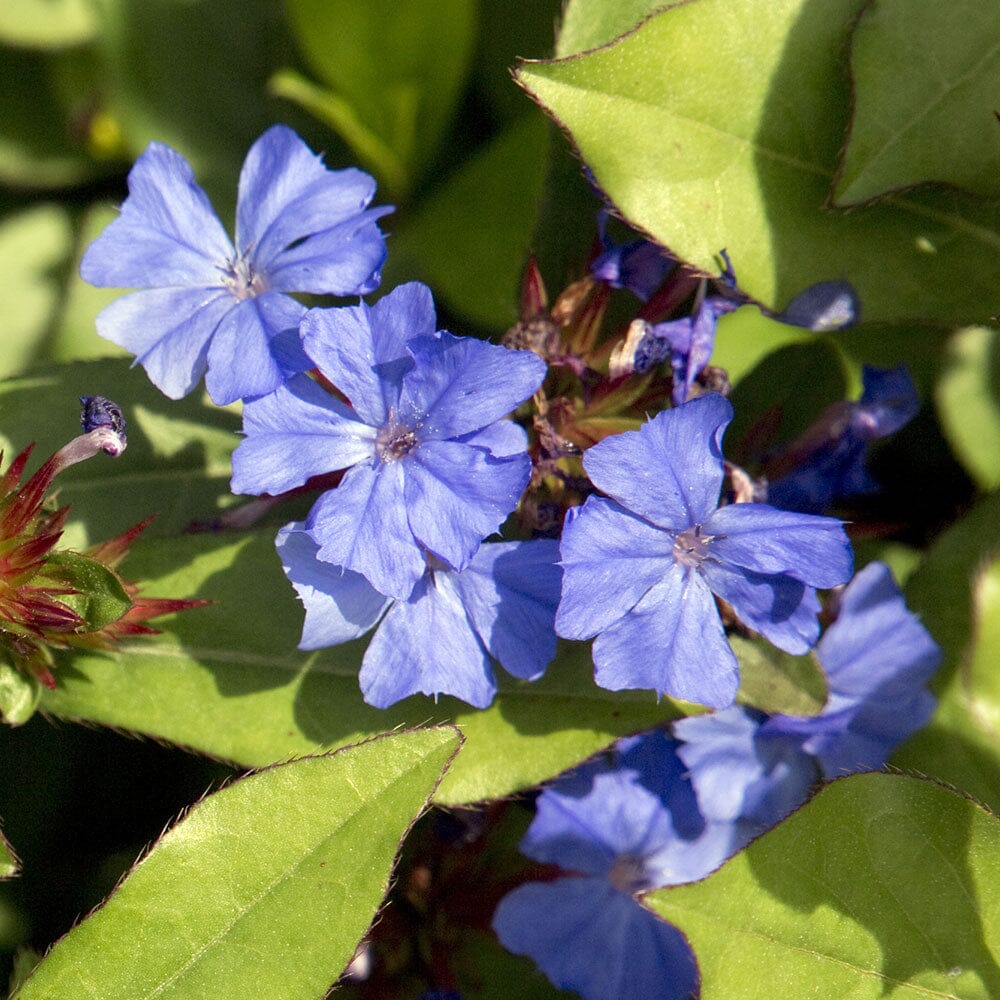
[276, 524, 561, 708]
[231, 282, 547, 599]
[556, 393, 853, 708]
[767, 365, 920, 513]
[492, 732, 717, 1000]
[610, 296, 737, 405]
[591, 209, 674, 301]
[675, 560, 940, 838]
[80, 124, 392, 405]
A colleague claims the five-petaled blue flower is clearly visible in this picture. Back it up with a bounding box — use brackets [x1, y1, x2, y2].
[277, 524, 561, 708]
[492, 732, 714, 1000]
[556, 393, 853, 708]
[231, 282, 547, 600]
[80, 124, 392, 405]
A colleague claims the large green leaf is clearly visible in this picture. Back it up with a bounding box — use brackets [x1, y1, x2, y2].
[282, 0, 476, 200]
[0, 358, 239, 547]
[646, 773, 1000, 998]
[836, 0, 1000, 204]
[936, 326, 1000, 489]
[894, 492, 1000, 815]
[385, 114, 550, 329]
[517, 0, 1000, 325]
[40, 531, 682, 805]
[12, 727, 460, 1000]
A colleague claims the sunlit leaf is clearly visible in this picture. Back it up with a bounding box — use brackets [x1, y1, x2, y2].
[646, 773, 1000, 999]
[13, 727, 460, 1000]
[518, 0, 1000, 325]
[836, 0, 1000, 204]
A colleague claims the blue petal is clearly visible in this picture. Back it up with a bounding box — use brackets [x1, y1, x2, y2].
[459, 418, 529, 458]
[556, 497, 675, 640]
[582, 394, 730, 529]
[308, 460, 426, 600]
[400, 333, 547, 441]
[360, 571, 496, 708]
[700, 560, 822, 654]
[204, 292, 306, 404]
[493, 878, 699, 1000]
[301, 283, 433, 426]
[232, 374, 374, 495]
[80, 141, 233, 289]
[266, 209, 392, 295]
[674, 708, 818, 834]
[454, 540, 561, 681]
[592, 564, 740, 707]
[276, 523, 389, 648]
[704, 502, 852, 587]
[234, 124, 388, 289]
[93, 286, 234, 400]
[673, 709, 773, 822]
[403, 439, 531, 572]
[766, 562, 940, 778]
[524, 753, 693, 877]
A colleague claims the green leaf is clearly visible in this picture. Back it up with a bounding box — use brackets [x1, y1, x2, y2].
[647, 773, 1000, 998]
[555, 0, 661, 57]
[0, 357, 240, 547]
[732, 636, 826, 717]
[12, 727, 460, 1000]
[895, 493, 1000, 814]
[835, 0, 1000, 204]
[44, 552, 132, 630]
[0, 0, 97, 48]
[0, 827, 19, 879]
[0, 664, 42, 726]
[41, 531, 683, 806]
[936, 326, 1000, 489]
[0, 206, 74, 380]
[385, 115, 550, 328]
[283, 0, 476, 199]
[516, 0, 1000, 325]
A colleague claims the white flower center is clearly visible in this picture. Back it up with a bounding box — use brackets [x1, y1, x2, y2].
[224, 254, 267, 300]
[375, 411, 419, 462]
[672, 524, 713, 568]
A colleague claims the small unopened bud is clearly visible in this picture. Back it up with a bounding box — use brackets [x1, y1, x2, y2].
[51, 396, 128, 474]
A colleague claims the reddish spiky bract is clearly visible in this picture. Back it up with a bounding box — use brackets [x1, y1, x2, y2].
[0, 446, 207, 689]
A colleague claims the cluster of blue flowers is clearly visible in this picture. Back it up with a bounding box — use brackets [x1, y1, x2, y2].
[494, 561, 940, 999]
[83, 125, 941, 997]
